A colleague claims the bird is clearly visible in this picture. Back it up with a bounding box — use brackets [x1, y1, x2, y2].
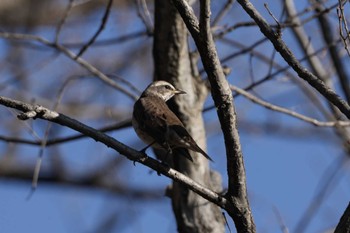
[132, 80, 213, 162]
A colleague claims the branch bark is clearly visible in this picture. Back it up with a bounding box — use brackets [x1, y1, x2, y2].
[153, 1, 224, 232]
[335, 202, 350, 233]
[171, 0, 256, 232]
[236, 0, 350, 119]
[0, 95, 227, 208]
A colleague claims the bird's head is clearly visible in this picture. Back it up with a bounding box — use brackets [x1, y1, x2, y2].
[142, 80, 186, 101]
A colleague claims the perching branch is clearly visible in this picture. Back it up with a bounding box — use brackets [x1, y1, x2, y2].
[0, 96, 228, 209]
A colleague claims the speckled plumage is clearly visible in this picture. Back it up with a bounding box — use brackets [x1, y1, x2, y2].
[132, 81, 213, 162]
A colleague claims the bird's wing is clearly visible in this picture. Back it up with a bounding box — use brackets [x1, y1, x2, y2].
[169, 124, 214, 162]
[134, 97, 183, 146]
[134, 96, 213, 162]
[172, 148, 193, 162]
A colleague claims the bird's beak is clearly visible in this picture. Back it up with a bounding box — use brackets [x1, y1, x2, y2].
[174, 89, 187, 95]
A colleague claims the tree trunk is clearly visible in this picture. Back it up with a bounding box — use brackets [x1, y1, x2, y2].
[153, 1, 224, 232]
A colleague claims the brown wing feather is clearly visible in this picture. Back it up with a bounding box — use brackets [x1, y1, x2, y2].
[134, 96, 183, 146]
[134, 96, 213, 162]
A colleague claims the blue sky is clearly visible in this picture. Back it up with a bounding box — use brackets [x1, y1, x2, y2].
[0, 1, 349, 232]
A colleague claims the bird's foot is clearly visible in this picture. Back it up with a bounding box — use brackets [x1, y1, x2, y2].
[156, 160, 170, 176]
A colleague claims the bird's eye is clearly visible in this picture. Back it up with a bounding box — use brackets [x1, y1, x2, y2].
[164, 85, 172, 90]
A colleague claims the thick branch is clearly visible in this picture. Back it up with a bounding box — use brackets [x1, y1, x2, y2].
[236, 0, 350, 119]
[153, 1, 224, 232]
[172, 0, 255, 232]
[335, 202, 350, 233]
[0, 96, 227, 208]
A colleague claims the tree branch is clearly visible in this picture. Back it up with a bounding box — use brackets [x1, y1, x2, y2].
[172, 0, 256, 232]
[236, 0, 350, 119]
[230, 85, 350, 127]
[0, 161, 163, 200]
[335, 202, 350, 233]
[0, 96, 227, 208]
[76, 0, 114, 58]
[0, 32, 138, 100]
[0, 120, 131, 146]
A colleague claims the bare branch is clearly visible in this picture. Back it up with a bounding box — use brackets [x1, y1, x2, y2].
[337, 0, 350, 57]
[0, 161, 163, 200]
[75, 0, 114, 58]
[135, 0, 154, 34]
[295, 156, 347, 233]
[0, 32, 138, 100]
[172, 0, 256, 232]
[55, 0, 74, 43]
[0, 120, 131, 146]
[314, 1, 350, 103]
[236, 0, 350, 119]
[204, 38, 342, 113]
[230, 85, 350, 127]
[212, 0, 235, 27]
[335, 202, 350, 233]
[0, 96, 228, 209]
[171, 0, 200, 37]
[285, 0, 329, 81]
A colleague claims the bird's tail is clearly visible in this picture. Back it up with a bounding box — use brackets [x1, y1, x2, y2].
[173, 148, 194, 162]
[195, 146, 214, 162]
[200, 150, 214, 162]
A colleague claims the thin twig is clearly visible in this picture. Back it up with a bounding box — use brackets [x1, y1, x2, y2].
[236, 0, 350, 119]
[314, 1, 350, 104]
[230, 85, 350, 127]
[204, 38, 340, 112]
[30, 75, 83, 195]
[337, 0, 350, 57]
[212, 0, 235, 27]
[0, 32, 138, 100]
[75, 0, 114, 59]
[294, 155, 348, 233]
[7, 109, 41, 142]
[272, 206, 289, 233]
[214, 3, 338, 39]
[135, 0, 153, 35]
[107, 74, 142, 95]
[55, 0, 74, 43]
[264, 3, 282, 37]
[0, 120, 131, 146]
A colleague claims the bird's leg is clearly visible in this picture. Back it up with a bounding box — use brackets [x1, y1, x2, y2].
[133, 141, 156, 166]
[154, 142, 172, 176]
[162, 141, 173, 161]
[140, 141, 156, 154]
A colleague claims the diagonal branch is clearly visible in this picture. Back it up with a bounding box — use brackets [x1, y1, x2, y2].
[75, 0, 114, 58]
[172, 0, 255, 232]
[0, 96, 227, 208]
[230, 85, 350, 127]
[335, 202, 350, 233]
[0, 120, 131, 146]
[0, 32, 138, 100]
[236, 0, 350, 119]
[314, 2, 350, 103]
